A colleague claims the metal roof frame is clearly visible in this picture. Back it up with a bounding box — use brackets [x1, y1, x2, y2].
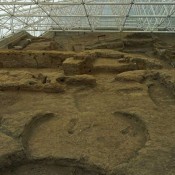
[0, 0, 175, 38]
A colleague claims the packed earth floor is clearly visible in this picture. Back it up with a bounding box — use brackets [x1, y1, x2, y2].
[0, 33, 175, 175]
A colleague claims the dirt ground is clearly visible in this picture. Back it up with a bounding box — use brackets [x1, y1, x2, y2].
[0, 33, 175, 175]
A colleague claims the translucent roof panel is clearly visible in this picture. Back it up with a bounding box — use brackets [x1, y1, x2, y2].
[0, 0, 175, 38]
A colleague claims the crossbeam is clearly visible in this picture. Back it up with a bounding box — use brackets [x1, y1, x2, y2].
[0, 0, 175, 38]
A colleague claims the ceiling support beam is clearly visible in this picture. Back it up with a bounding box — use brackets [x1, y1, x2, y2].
[0, 0, 175, 38]
[1, 14, 175, 18]
[32, 0, 64, 31]
[0, 2, 174, 5]
[121, 0, 135, 31]
[81, 0, 93, 31]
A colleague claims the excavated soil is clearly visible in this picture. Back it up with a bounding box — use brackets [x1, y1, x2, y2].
[0, 33, 175, 175]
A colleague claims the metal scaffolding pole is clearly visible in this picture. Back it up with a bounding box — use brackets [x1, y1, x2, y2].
[0, 0, 175, 38]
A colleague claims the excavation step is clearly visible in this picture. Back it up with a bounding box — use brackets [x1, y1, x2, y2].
[0, 51, 74, 68]
[63, 57, 93, 75]
[2, 163, 101, 175]
[85, 41, 123, 50]
[123, 38, 153, 47]
[93, 58, 137, 73]
[56, 74, 96, 86]
[122, 48, 151, 53]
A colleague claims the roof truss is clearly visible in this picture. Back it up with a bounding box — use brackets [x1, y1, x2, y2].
[0, 0, 175, 38]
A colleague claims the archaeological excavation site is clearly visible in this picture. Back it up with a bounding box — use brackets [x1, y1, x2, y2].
[0, 1, 175, 175]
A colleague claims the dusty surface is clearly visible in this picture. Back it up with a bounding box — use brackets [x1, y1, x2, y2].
[0, 33, 175, 175]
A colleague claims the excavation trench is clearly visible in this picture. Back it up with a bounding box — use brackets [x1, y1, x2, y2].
[1, 160, 104, 175]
